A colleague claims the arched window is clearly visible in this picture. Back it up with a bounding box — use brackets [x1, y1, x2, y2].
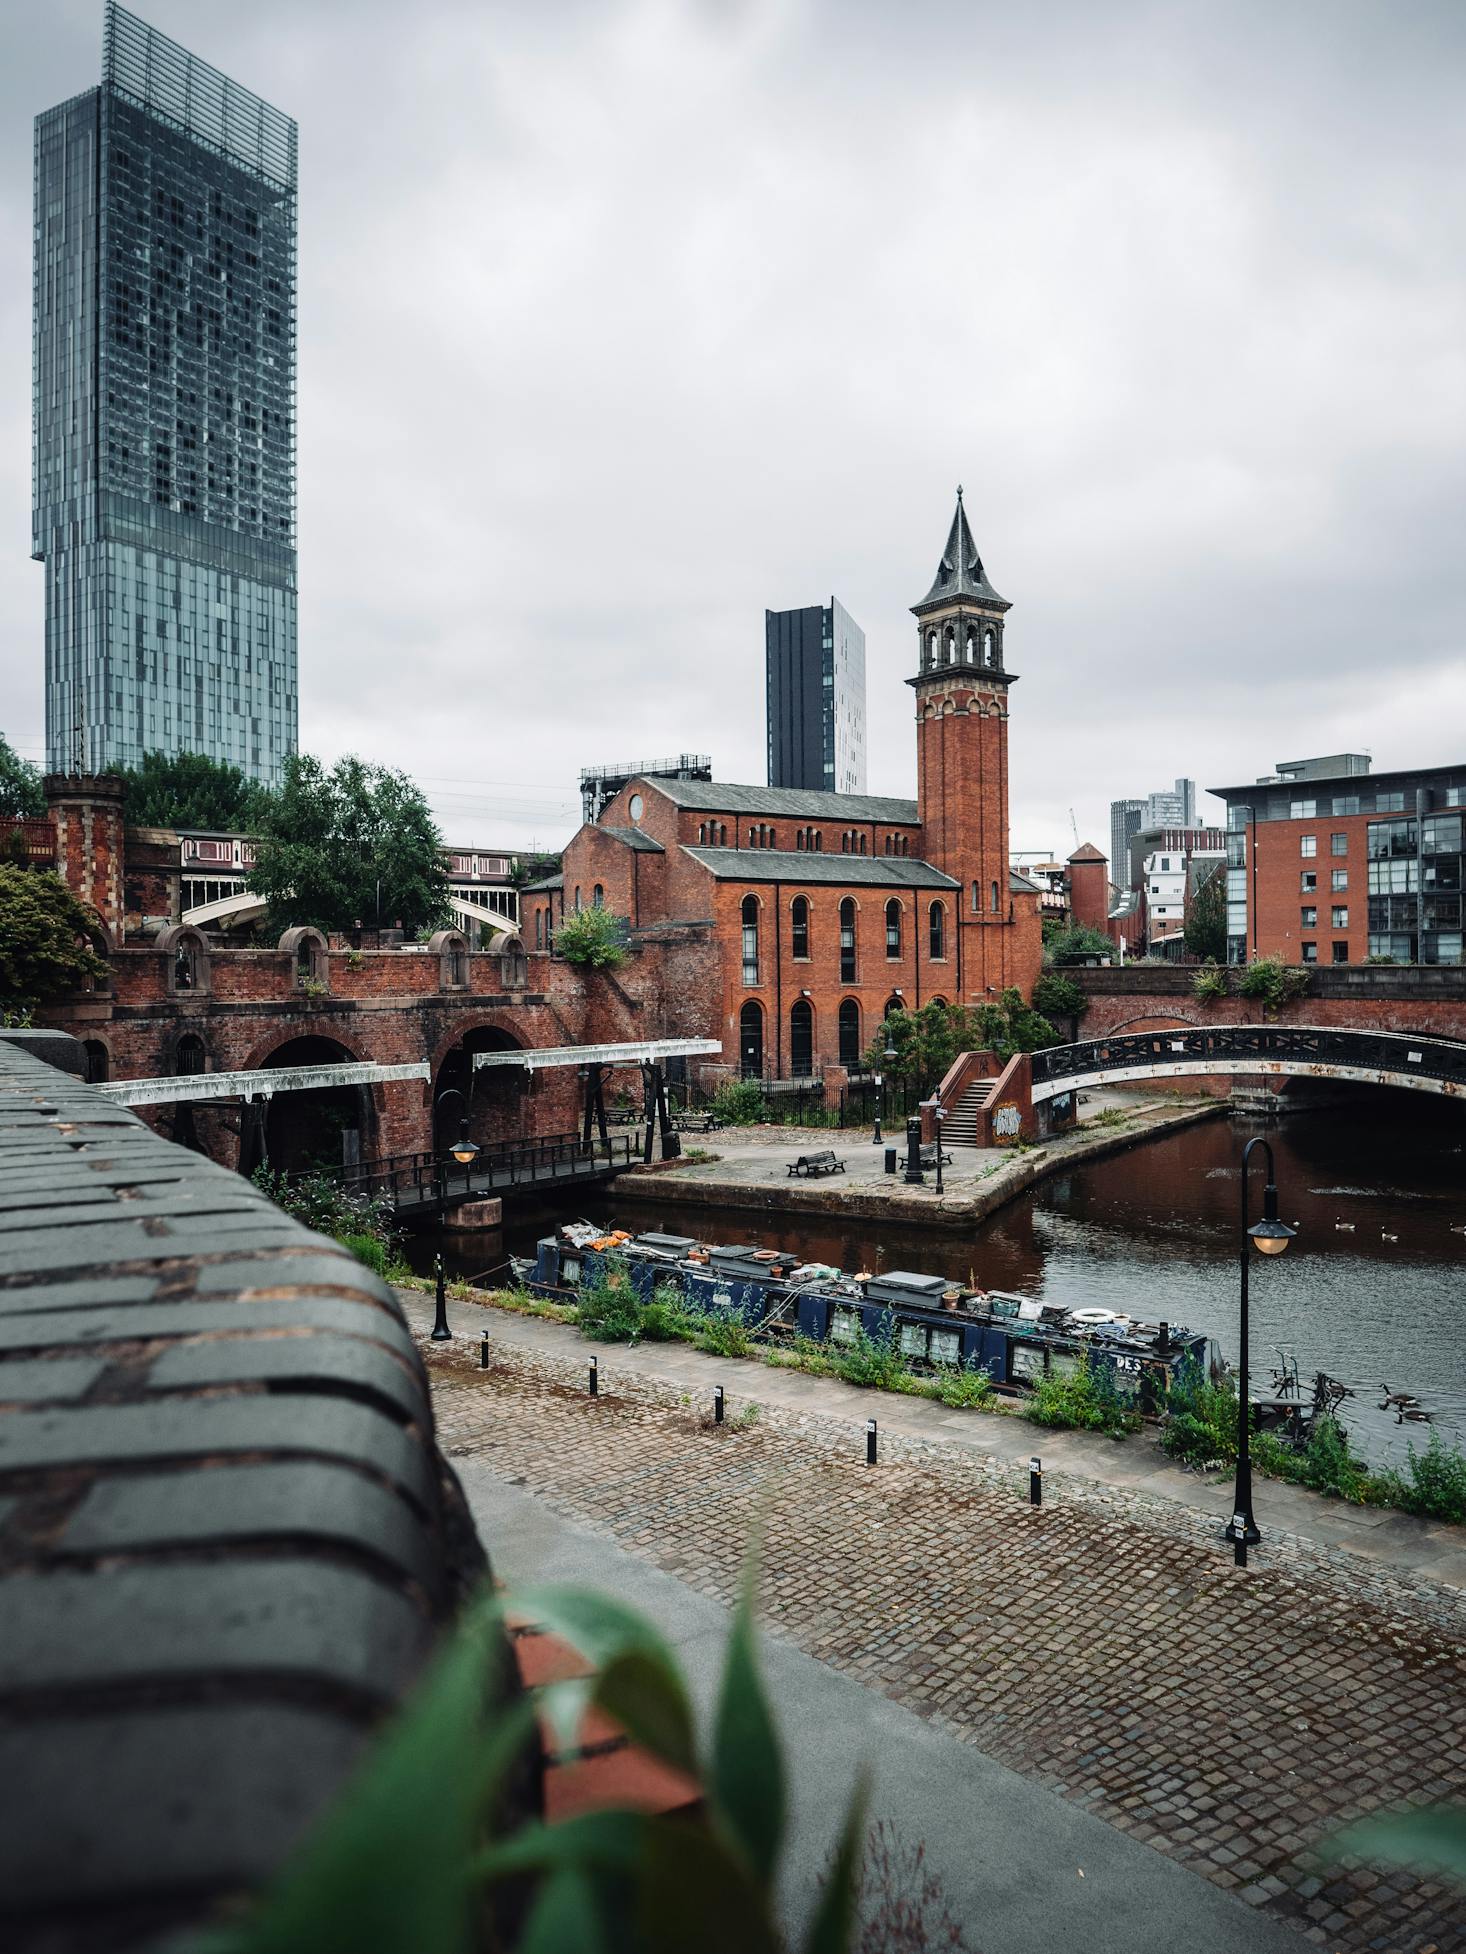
[859, 833, 867, 855]
[971, 880, 981, 912]
[795, 828, 804, 851]
[813, 831, 822, 852]
[535, 908, 543, 949]
[984, 628, 996, 666]
[925, 629, 937, 670]
[749, 827, 757, 847]
[174, 1033, 207, 1076]
[884, 994, 903, 1019]
[839, 897, 856, 982]
[699, 823, 707, 844]
[991, 880, 1000, 913]
[768, 828, 777, 849]
[593, 884, 604, 909]
[838, 999, 860, 1068]
[790, 998, 814, 1078]
[885, 899, 902, 959]
[739, 999, 764, 1079]
[791, 895, 809, 959]
[741, 894, 760, 985]
[929, 901, 946, 959]
[574, 886, 582, 912]
[82, 1039, 109, 1084]
[964, 627, 977, 663]
[883, 834, 891, 856]
[943, 625, 956, 665]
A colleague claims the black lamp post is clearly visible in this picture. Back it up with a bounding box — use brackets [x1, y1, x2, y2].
[434, 1087, 481, 1189]
[873, 1032, 897, 1145]
[933, 1085, 945, 1196]
[1225, 1135, 1296, 1567]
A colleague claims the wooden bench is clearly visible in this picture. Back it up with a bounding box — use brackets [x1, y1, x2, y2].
[787, 1150, 846, 1178]
[675, 1113, 725, 1133]
[920, 1144, 954, 1169]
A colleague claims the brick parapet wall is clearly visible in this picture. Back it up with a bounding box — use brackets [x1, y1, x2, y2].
[1067, 965, 1466, 1041]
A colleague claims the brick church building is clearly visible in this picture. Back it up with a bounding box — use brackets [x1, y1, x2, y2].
[526, 493, 1043, 1085]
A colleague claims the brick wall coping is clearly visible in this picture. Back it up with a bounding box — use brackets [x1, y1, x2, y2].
[1068, 965, 1466, 1001]
[0, 1033, 501, 1948]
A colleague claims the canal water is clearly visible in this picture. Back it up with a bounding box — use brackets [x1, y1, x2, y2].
[418, 1091, 1465, 1467]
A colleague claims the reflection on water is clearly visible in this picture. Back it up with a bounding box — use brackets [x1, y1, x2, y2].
[417, 1093, 1465, 1467]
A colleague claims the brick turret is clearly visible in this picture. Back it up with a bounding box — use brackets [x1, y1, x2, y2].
[44, 774, 126, 944]
[1066, 842, 1110, 936]
[909, 490, 1036, 999]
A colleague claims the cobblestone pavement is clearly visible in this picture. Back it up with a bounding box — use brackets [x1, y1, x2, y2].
[425, 1337, 1466, 1954]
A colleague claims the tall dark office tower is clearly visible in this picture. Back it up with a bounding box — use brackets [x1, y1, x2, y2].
[34, 3, 298, 783]
[765, 597, 866, 793]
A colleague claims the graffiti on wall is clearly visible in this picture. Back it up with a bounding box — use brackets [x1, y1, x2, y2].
[993, 1100, 1022, 1142]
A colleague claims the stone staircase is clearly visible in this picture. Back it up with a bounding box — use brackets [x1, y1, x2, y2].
[942, 1076, 997, 1147]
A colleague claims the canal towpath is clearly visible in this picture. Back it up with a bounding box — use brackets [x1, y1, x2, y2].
[394, 1286, 1466, 1594]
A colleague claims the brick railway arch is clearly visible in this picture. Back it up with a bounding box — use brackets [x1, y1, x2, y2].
[246, 1031, 376, 1174]
[1030, 1024, 1466, 1105]
[431, 1021, 527, 1150]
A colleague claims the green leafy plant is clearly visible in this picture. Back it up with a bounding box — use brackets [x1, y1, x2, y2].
[1042, 922, 1114, 964]
[1191, 962, 1229, 1003]
[1028, 1354, 1137, 1438]
[933, 1361, 994, 1410]
[299, 975, 330, 1002]
[0, 865, 110, 1010]
[1032, 972, 1086, 1023]
[1392, 1428, 1466, 1524]
[711, 1078, 768, 1124]
[0, 733, 45, 820]
[250, 1166, 400, 1267]
[1183, 868, 1227, 962]
[695, 1314, 755, 1359]
[117, 748, 276, 833]
[1237, 954, 1311, 1014]
[574, 1256, 643, 1342]
[554, 906, 630, 971]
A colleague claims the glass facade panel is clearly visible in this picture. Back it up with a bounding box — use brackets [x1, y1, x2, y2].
[34, 5, 297, 782]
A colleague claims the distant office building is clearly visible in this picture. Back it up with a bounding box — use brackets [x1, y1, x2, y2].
[1109, 779, 1197, 886]
[766, 598, 866, 794]
[1210, 753, 1465, 966]
[34, 3, 298, 783]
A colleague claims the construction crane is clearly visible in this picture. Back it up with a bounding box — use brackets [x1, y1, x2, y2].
[1069, 807, 1080, 848]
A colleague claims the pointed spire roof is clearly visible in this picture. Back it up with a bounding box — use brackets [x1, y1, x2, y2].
[912, 487, 1009, 615]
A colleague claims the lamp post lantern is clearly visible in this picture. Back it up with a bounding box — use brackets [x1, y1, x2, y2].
[1225, 1134, 1296, 1567]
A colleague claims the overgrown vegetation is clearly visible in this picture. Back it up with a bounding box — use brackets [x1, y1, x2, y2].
[1191, 961, 1229, 1002]
[1160, 1358, 1466, 1521]
[1043, 922, 1115, 964]
[0, 864, 110, 1010]
[1183, 868, 1227, 962]
[1032, 971, 1087, 1024]
[1236, 954, 1312, 1014]
[250, 1166, 406, 1278]
[1027, 1353, 1138, 1438]
[553, 904, 631, 970]
[0, 731, 45, 820]
[865, 991, 1058, 1092]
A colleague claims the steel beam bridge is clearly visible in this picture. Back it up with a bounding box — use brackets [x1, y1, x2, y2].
[1030, 1024, 1466, 1103]
[473, 1038, 723, 1073]
[100, 1061, 431, 1109]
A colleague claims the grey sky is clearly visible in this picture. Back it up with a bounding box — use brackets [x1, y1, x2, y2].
[3, 0, 1463, 856]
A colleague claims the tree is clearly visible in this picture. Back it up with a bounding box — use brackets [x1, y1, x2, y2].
[1033, 971, 1086, 1025]
[974, 986, 1061, 1057]
[1184, 867, 1227, 963]
[247, 754, 449, 935]
[118, 749, 276, 832]
[0, 866, 109, 1011]
[863, 1000, 980, 1091]
[1044, 922, 1115, 965]
[554, 906, 630, 970]
[0, 733, 45, 821]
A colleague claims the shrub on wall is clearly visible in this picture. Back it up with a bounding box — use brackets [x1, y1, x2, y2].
[1237, 955, 1311, 1013]
[1191, 963, 1229, 1002]
[553, 905, 630, 970]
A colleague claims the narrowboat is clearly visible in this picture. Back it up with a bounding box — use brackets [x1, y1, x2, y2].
[511, 1221, 1217, 1408]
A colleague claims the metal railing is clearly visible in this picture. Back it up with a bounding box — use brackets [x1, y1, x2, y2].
[1031, 1023, 1466, 1093]
[319, 1130, 632, 1208]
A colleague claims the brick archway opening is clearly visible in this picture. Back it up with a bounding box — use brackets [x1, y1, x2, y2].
[435, 1024, 527, 1151]
[256, 1034, 371, 1176]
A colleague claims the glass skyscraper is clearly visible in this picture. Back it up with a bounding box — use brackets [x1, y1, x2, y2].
[34, 3, 297, 784]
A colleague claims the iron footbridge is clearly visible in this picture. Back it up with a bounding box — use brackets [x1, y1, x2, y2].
[1030, 1023, 1466, 1102]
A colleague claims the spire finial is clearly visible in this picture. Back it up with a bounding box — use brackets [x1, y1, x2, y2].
[956, 483, 964, 502]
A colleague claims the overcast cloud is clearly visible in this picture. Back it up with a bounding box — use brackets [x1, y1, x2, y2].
[2, 0, 1464, 856]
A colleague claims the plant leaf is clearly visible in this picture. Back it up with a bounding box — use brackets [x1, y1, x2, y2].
[1329, 1806, 1466, 1882]
[519, 1868, 608, 1954]
[223, 1593, 527, 1954]
[634, 1814, 785, 1954]
[475, 1810, 653, 1884]
[803, 1775, 870, 1954]
[509, 1583, 693, 1756]
[592, 1647, 698, 1776]
[710, 1569, 786, 1887]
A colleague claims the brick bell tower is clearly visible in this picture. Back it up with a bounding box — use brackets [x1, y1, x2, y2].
[910, 488, 1033, 1000]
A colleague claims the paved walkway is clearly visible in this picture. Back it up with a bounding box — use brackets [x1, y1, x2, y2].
[404, 1293, 1466, 1953]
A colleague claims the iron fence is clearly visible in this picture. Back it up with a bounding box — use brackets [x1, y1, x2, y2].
[1032, 1023, 1466, 1092]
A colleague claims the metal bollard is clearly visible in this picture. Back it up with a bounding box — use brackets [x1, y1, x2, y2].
[1232, 1510, 1248, 1569]
[589, 1354, 599, 1398]
[714, 1385, 725, 1425]
[431, 1254, 451, 1342]
[1029, 1455, 1042, 1507]
[480, 1328, 490, 1370]
[866, 1417, 878, 1466]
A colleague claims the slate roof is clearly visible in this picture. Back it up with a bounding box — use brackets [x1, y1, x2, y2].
[681, 847, 958, 890]
[1009, 868, 1041, 894]
[913, 488, 1010, 615]
[637, 778, 919, 824]
[0, 1032, 502, 1943]
[521, 872, 564, 892]
[600, 826, 665, 853]
[1067, 842, 1107, 865]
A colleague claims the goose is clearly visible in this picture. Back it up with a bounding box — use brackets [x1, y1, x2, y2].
[1450, 1224, 1466, 1238]
[1334, 1219, 1356, 1232]
[1379, 1388, 1419, 1411]
[1400, 1407, 1433, 1424]
[1381, 1230, 1399, 1243]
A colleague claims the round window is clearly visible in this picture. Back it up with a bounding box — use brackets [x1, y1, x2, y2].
[628, 794, 644, 822]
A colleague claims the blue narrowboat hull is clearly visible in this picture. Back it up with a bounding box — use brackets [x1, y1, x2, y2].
[515, 1224, 1214, 1405]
